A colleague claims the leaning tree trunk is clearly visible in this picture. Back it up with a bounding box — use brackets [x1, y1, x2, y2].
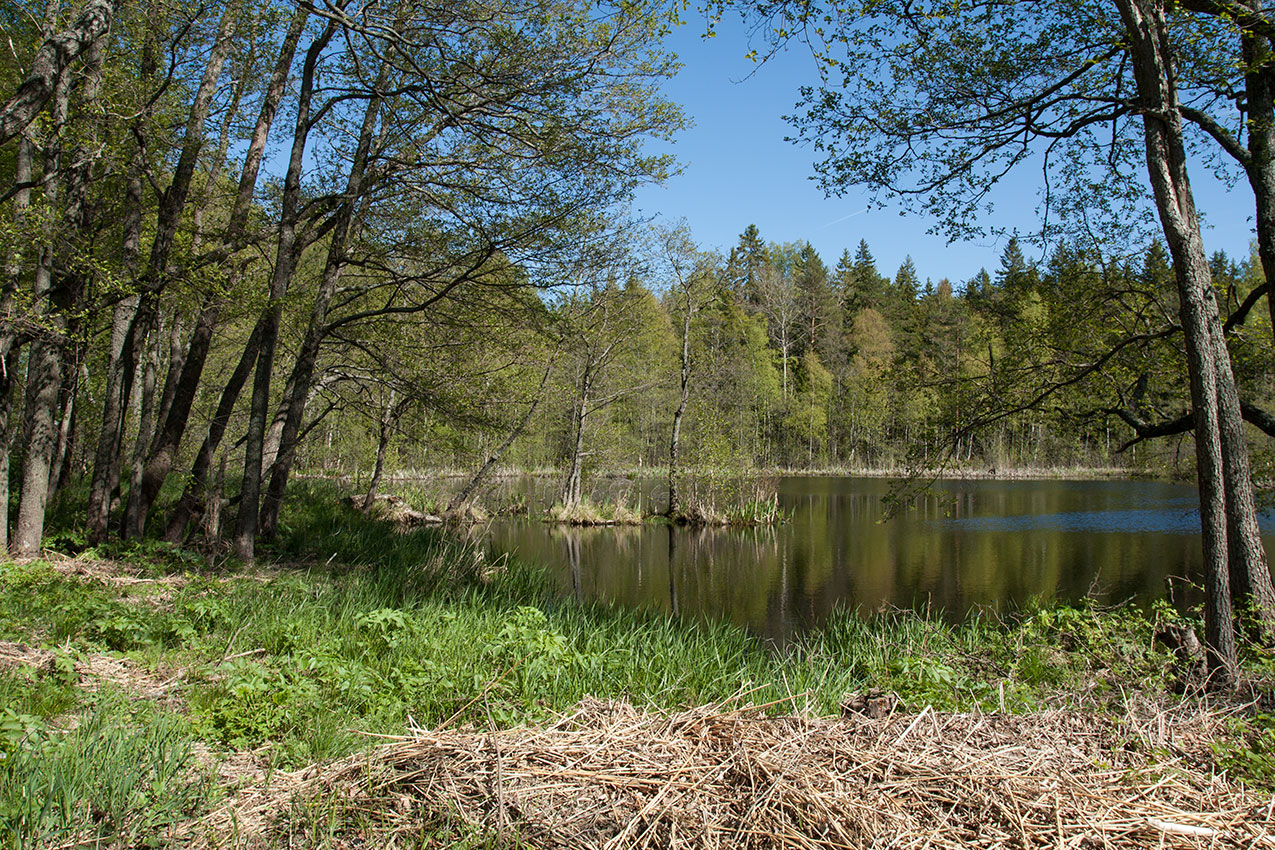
[163, 316, 262, 543]
[1117, 0, 1246, 683]
[362, 393, 402, 511]
[259, 61, 387, 540]
[121, 321, 161, 536]
[126, 10, 307, 539]
[448, 358, 556, 514]
[116, 3, 237, 539]
[232, 21, 338, 561]
[86, 290, 140, 539]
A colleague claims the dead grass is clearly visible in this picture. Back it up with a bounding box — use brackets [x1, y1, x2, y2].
[42, 551, 192, 590]
[353, 493, 445, 529]
[0, 639, 183, 704]
[193, 696, 1273, 849]
[545, 501, 644, 526]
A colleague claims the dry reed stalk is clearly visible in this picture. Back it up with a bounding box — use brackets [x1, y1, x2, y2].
[193, 698, 1274, 849]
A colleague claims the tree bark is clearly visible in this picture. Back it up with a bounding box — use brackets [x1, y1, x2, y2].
[1240, 15, 1275, 350]
[258, 57, 388, 540]
[668, 294, 693, 517]
[12, 37, 97, 555]
[87, 291, 140, 539]
[1215, 318, 1275, 639]
[121, 320, 162, 536]
[232, 19, 339, 561]
[0, 348, 20, 552]
[563, 370, 592, 509]
[362, 393, 402, 510]
[0, 131, 33, 550]
[163, 315, 262, 543]
[84, 5, 159, 541]
[123, 9, 307, 539]
[114, 2, 237, 538]
[1116, 0, 1243, 683]
[0, 0, 113, 145]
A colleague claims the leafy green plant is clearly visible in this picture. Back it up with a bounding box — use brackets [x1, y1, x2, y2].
[356, 607, 413, 649]
[195, 659, 318, 748]
[1214, 712, 1275, 790]
[0, 560, 55, 589]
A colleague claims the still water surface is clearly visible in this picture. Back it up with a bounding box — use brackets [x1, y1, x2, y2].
[485, 477, 1275, 643]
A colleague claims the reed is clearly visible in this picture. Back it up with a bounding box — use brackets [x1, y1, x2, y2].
[2, 484, 1272, 848]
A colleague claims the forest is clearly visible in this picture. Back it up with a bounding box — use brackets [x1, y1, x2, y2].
[5, 0, 1275, 667]
[4, 0, 1275, 846]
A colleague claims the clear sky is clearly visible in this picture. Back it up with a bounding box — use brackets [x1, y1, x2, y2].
[632, 17, 1258, 288]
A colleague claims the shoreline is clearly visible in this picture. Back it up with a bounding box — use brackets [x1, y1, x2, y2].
[297, 464, 1149, 485]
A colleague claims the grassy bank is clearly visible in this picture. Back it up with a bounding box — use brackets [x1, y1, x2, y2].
[1, 490, 1272, 847]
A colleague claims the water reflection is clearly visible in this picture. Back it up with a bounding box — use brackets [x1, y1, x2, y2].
[486, 477, 1275, 643]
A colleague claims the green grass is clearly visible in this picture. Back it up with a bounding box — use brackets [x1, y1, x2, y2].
[0, 546, 1190, 760]
[544, 498, 644, 525]
[2, 481, 1272, 846]
[0, 681, 210, 850]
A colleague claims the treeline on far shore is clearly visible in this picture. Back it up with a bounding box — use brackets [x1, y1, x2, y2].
[4, 2, 1273, 560]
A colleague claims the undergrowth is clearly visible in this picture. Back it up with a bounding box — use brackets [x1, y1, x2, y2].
[0, 482, 1272, 847]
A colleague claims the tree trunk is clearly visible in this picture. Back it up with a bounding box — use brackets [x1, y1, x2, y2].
[163, 316, 263, 543]
[14, 336, 62, 556]
[448, 359, 556, 514]
[259, 59, 387, 540]
[16, 216, 67, 555]
[0, 130, 33, 550]
[12, 45, 87, 555]
[49, 356, 84, 495]
[232, 21, 339, 561]
[563, 374, 591, 509]
[0, 347, 19, 552]
[0, 0, 113, 145]
[84, 5, 159, 541]
[122, 322, 161, 537]
[1215, 319, 1275, 639]
[668, 297, 692, 517]
[152, 312, 187, 443]
[1116, 0, 1244, 683]
[1242, 23, 1275, 351]
[112, 3, 236, 539]
[124, 10, 307, 539]
[128, 289, 222, 538]
[1234, 21, 1275, 637]
[362, 393, 400, 510]
[87, 292, 140, 539]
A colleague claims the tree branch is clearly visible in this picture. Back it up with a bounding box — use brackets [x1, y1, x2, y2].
[0, 0, 113, 145]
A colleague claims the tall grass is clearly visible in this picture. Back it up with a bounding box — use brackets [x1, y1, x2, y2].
[0, 688, 210, 850]
[7, 478, 1269, 838]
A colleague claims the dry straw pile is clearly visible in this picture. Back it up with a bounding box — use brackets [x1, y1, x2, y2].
[202, 696, 1273, 849]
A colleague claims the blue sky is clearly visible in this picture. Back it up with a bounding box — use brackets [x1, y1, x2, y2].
[632, 18, 1258, 288]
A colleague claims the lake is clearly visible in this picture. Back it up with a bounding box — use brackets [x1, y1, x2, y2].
[485, 476, 1275, 643]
